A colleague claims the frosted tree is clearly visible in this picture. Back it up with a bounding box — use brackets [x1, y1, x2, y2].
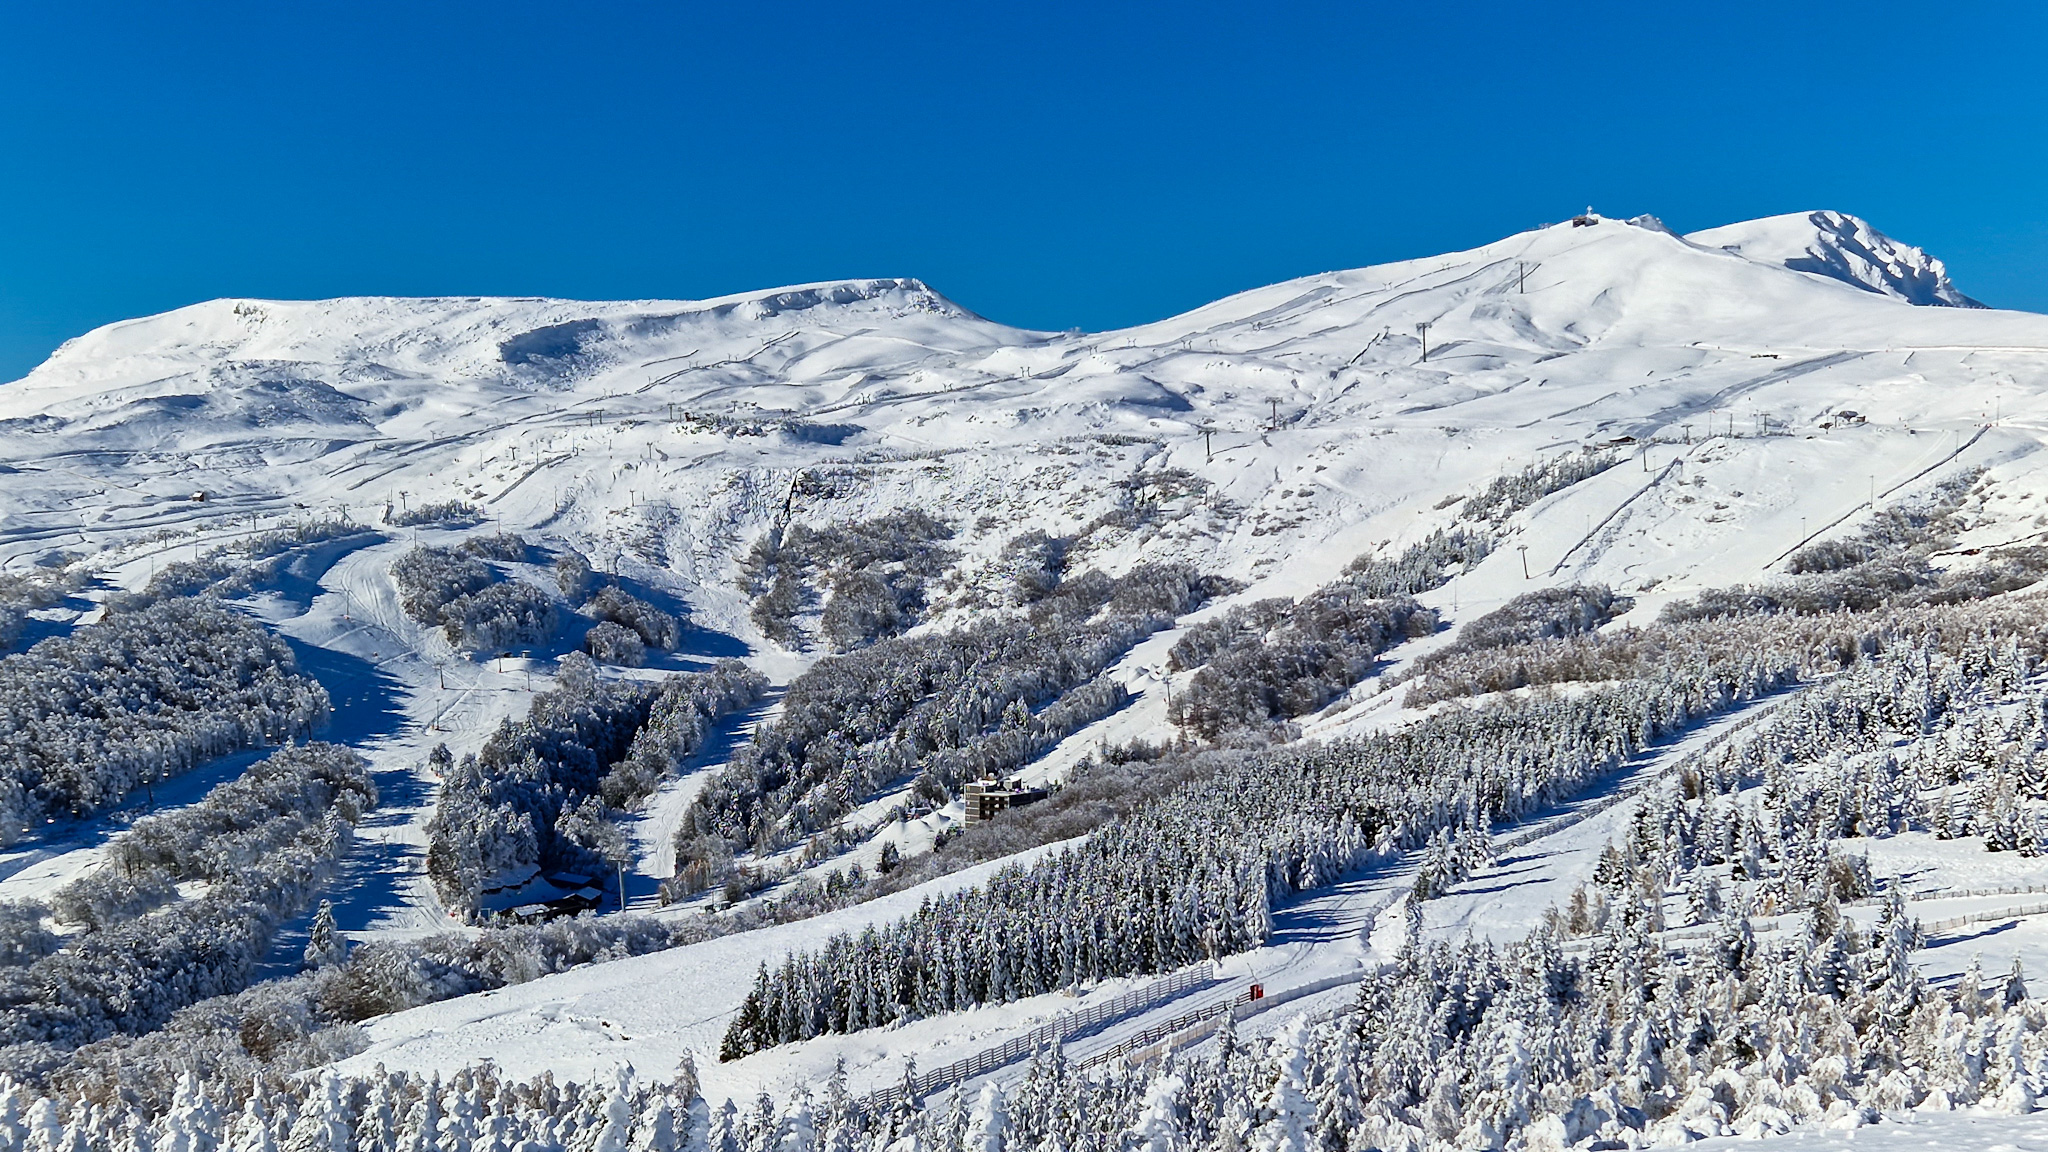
[588, 1065, 634, 1152]
[303, 901, 345, 970]
[1251, 1019, 1314, 1152]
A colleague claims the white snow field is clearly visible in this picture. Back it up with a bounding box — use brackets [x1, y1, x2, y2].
[9, 209, 2048, 1145]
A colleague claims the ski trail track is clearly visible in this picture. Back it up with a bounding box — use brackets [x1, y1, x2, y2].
[625, 690, 783, 903]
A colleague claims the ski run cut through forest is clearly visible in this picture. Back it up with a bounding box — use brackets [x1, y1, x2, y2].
[4, 209, 2048, 1150]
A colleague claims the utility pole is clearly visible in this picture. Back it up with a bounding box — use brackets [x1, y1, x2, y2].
[1415, 322, 1434, 363]
[1269, 399, 1280, 430]
[1202, 427, 1215, 462]
[1516, 261, 1529, 293]
[1517, 544, 1530, 580]
[1683, 423, 1693, 445]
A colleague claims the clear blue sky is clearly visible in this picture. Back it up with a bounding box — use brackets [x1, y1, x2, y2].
[3, 2, 2044, 379]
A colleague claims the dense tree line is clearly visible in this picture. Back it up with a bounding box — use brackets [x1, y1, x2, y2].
[0, 940, 2035, 1152]
[425, 660, 766, 916]
[677, 564, 1225, 890]
[384, 499, 481, 527]
[110, 519, 374, 610]
[48, 742, 377, 932]
[391, 542, 558, 653]
[709, 613, 2048, 1145]
[1405, 597, 2048, 707]
[720, 635, 1820, 1057]
[1344, 528, 1494, 599]
[0, 569, 82, 654]
[1168, 590, 1436, 740]
[0, 598, 328, 841]
[587, 585, 679, 651]
[4, 638, 2048, 1146]
[0, 744, 371, 1050]
[1459, 449, 1620, 525]
[742, 510, 958, 650]
[722, 586, 2048, 1060]
[0, 522, 2043, 1147]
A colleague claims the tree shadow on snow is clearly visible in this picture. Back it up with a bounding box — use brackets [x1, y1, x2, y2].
[255, 637, 435, 976]
[285, 637, 409, 748]
[595, 574, 751, 664]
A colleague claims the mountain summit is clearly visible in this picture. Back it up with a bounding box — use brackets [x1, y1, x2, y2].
[1685, 209, 1983, 308]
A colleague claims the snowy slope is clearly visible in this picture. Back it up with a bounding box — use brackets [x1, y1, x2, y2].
[9, 210, 2048, 1121]
[1687, 210, 1985, 308]
[5, 211, 2042, 624]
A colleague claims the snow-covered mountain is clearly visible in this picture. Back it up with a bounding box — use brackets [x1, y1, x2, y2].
[3, 211, 2048, 1151]
[3, 209, 2041, 622]
[1686, 209, 1985, 308]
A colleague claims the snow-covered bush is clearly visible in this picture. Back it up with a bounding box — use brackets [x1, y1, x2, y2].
[554, 550, 594, 600]
[385, 499, 480, 527]
[0, 902, 56, 968]
[1458, 448, 1619, 524]
[389, 545, 493, 625]
[587, 585, 679, 650]
[582, 620, 646, 666]
[998, 530, 1068, 604]
[818, 570, 902, 652]
[457, 531, 529, 562]
[1344, 527, 1493, 598]
[0, 568, 82, 653]
[0, 599, 327, 841]
[1783, 537, 1872, 574]
[1438, 583, 1631, 655]
[440, 580, 557, 652]
[0, 569, 80, 613]
[45, 873, 181, 934]
[1170, 590, 1435, 740]
[742, 509, 958, 649]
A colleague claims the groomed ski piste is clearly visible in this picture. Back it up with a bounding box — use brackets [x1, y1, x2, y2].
[4, 209, 2048, 1148]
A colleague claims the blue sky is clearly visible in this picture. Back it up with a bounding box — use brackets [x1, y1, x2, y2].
[2, 2, 2044, 379]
